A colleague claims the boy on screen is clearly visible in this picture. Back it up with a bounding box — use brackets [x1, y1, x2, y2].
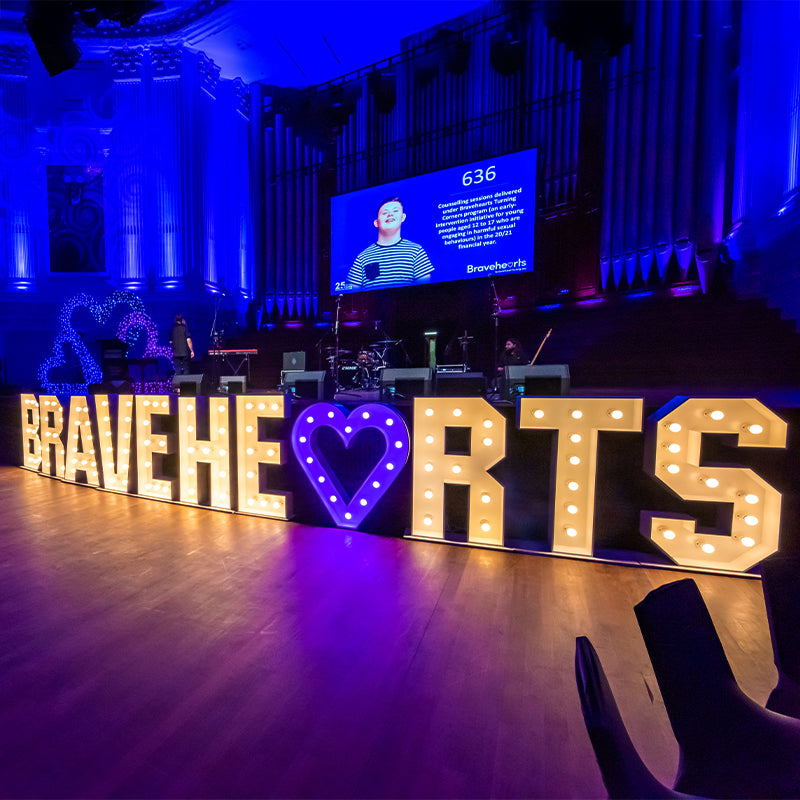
[347, 197, 434, 288]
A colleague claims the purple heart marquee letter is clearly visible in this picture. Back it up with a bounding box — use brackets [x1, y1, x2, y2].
[291, 403, 410, 528]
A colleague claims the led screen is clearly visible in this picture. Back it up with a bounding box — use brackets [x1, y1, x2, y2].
[330, 149, 537, 295]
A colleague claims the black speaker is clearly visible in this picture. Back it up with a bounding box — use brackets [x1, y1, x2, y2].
[283, 370, 332, 400]
[381, 367, 432, 398]
[505, 365, 570, 398]
[172, 374, 205, 396]
[435, 371, 486, 397]
[220, 375, 246, 394]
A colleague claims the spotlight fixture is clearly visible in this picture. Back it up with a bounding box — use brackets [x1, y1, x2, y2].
[23, 1, 82, 77]
[23, 1, 163, 77]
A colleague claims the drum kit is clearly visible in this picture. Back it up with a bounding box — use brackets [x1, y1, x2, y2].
[323, 340, 401, 391]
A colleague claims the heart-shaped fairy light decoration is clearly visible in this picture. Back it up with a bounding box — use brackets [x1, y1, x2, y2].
[291, 403, 410, 528]
[38, 290, 145, 393]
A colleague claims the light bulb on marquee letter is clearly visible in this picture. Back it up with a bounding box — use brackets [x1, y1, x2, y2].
[236, 395, 293, 519]
[519, 397, 644, 556]
[642, 397, 787, 572]
[64, 396, 100, 486]
[38, 395, 65, 478]
[20, 394, 41, 471]
[136, 395, 174, 500]
[178, 396, 232, 509]
[94, 395, 133, 492]
[411, 397, 506, 546]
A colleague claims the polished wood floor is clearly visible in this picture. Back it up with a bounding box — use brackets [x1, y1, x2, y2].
[0, 466, 777, 799]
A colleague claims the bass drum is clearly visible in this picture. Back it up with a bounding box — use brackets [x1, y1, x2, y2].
[337, 360, 360, 389]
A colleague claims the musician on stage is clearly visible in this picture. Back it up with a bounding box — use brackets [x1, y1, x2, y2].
[500, 337, 527, 366]
[170, 313, 194, 375]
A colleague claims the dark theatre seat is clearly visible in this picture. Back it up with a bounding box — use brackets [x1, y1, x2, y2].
[761, 555, 800, 719]
[634, 579, 800, 799]
[574, 636, 686, 799]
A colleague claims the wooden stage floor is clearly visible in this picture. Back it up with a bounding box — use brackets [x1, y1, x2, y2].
[0, 466, 777, 799]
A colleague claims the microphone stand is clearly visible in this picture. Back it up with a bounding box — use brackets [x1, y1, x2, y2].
[334, 294, 343, 388]
[490, 278, 501, 392]
[209, 293, 224, 390]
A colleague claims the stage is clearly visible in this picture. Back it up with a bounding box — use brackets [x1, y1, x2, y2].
[0, 465, 777, 798]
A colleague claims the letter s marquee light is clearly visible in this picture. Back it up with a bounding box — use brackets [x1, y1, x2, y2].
[291, 403, 411, 529]
[642, 397, 787, 571]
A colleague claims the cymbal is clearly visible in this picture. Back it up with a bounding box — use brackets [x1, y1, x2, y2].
[323, 347, 352, 355]
[372, 340, 398, 345]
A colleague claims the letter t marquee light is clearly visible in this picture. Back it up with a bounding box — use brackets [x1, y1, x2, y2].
[519, 397, 644, 556]
[411, 397, 506, 546]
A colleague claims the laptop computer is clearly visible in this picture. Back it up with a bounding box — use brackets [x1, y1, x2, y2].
[282, 351, 306, 371]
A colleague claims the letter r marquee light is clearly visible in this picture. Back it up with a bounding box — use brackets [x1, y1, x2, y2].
[411, 397, 506, 546]
[519, 397, 644, 556]
[642, 397, 787, 571]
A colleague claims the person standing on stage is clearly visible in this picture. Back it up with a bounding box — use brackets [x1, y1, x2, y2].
[347, 196, 434, 289]
[500, 337, 527, 366]
[170, 313, 194, 375]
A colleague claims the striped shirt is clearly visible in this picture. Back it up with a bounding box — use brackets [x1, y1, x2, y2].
[347, 239, 434, 288]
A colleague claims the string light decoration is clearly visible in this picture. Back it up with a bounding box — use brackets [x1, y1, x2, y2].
[94, 395, 133, 492]
[178, 396, 232, 509]
[63, 396, 100, 486]
[236, 394, 293, 519]
[410, 397, 506, 546]
[641, 397, 787, 571]
[519, 397, 644, 556]
[291, 402, 410, 528]
[135, 395, 174, 501]
[20, 394, 42, 471]
[37, 291, 166, 393]
[116, 311, 173, 392]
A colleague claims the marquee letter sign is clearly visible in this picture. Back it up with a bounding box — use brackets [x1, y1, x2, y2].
[16, 393, 789, 574]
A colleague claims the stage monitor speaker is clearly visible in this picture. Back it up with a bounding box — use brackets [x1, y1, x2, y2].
[282, 351, 306, 371]
[283, 370, 332, 400]
[172, 374, 205, 396]
[505, 364, 570, 398]
[435, 371, 486, 397]
[381, 367, 432, 398]
[220, 375, 246, 394]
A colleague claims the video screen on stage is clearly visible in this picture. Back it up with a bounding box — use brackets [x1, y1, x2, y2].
[330, 149, 537, 295]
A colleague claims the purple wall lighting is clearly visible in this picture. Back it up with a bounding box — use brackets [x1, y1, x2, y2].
[291, 403, 411, 529]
